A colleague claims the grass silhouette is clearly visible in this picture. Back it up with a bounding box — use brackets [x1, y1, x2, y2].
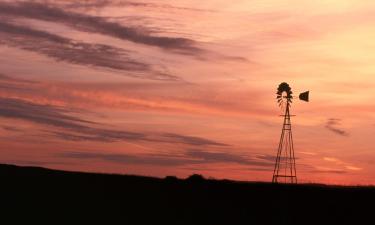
[1, 163, 373, 224]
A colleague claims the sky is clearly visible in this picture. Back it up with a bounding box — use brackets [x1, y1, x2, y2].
[0, 0, 374, 185]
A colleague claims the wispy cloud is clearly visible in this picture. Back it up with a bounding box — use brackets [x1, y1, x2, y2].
[49, 130, 146, 143]
[1, 125, 22, 132]
[61, 0, 215, 13]
[59, 151, 196, 166]
[0, 97, 227, 146]
[0, 97, 94, 130]
[49, 130, 229, 146]
[0, 74, 35, 84]
[0, 22, 180, 81]
[322, 156, 362, 172]
[0, 2, 201, 54]
[0, 75, 271, 117]
[186, 149, 274, 167]
[59, 149, 274, 168]
[310, 169, 347, 174]
[345, 165, 362, 171]
[0, 73, 37, 91]
[161, 134, 229, 147]
[4, 160, 74, 167]
[325, 118, 349, 137]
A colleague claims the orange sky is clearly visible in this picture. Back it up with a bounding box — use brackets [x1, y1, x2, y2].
[0, 0, 374, 185]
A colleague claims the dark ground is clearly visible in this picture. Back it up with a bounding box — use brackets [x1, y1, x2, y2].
[0, 163, 374, 224]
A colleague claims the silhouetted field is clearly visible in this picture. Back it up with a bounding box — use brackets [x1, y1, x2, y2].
[0, 164, 374, 224]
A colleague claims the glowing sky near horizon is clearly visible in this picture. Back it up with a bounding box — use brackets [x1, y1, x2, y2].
[0, 0, 374, 185]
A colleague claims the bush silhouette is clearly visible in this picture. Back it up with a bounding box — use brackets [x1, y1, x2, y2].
[186, 174, 205, 182]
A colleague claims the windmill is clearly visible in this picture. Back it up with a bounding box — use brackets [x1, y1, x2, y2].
[272, 82, 309, 184]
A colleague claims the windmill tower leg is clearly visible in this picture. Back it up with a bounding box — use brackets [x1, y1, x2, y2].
[272, 102, 297, 184]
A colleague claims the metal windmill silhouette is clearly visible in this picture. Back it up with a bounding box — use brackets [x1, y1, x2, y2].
[272, 82, 309, 184]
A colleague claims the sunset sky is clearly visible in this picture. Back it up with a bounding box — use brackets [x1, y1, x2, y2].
[0, 0, 374, 185]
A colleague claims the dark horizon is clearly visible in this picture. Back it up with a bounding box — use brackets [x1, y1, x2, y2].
[1, 163, 374, 224]
[0, 0, 374, 185]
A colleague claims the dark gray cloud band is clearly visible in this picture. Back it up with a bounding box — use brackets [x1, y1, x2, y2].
[59, 149, 275, 168]
[0, 1, 200, 53]
[0, 21, 180, 81]
[161, 133, 229, 147]
[186, 149, 274, 167]
[0, 97, 94, 130]
[59, 151, 195, 167]
[0, 97, 227, 146]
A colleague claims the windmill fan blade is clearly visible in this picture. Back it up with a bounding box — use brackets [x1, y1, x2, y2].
[299, 91, 309, 102]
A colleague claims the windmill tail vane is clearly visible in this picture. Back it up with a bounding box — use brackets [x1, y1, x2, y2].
[272, 82, 309, 184]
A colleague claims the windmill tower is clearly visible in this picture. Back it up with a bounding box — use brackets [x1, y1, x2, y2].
[272, 82, 309, 184]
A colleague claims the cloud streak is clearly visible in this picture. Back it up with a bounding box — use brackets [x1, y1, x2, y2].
[49, 130, 228, 146]
[59, 151, 196, 167]
[161, 134, 229, 147]
[59, 149, 275, 168]
[0, 1, 201, 53]
[0, 75, 272, 118]
[310, 169, 347, 174]
[61, 0, 215, 13]
[325, 118, 349, 137]
[186, 149, 274, 167]
[0, 97, 94, 130]
[0, 97, 227, 146]
[0, 22, 180, 81]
